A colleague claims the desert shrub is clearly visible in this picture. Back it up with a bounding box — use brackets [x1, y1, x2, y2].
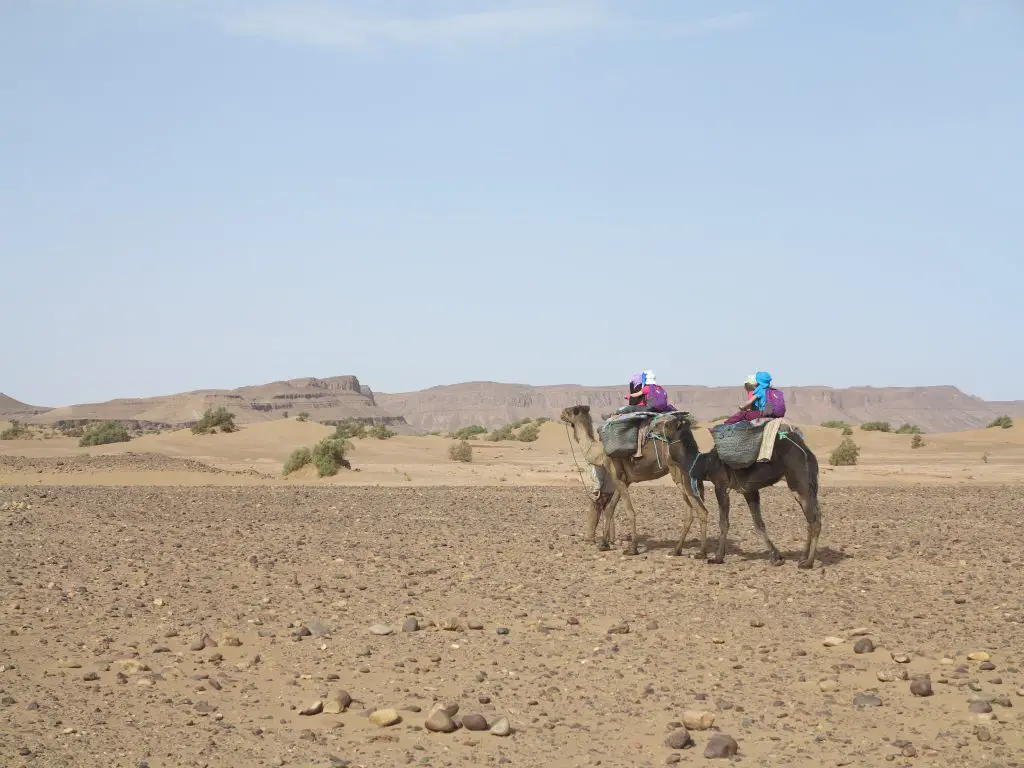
[517, 423, 540, 442]
[367, 424, 395, 440]
[449, 439, 473, 463]
[1, 420, 29, 440]
[78, 421, 130, 447]
[488, 424, 515, 442]
[988, 415, 1013, 429]
[311, 437, 352, 477]
[829, 437, 860, 466]
[896, 423, 923, 435]
[282, 411, 289, 419]
[841, 425, 853, 436]
[533, 416, 550, 425]
[296, 412, 310, 422]
[451, 425, 486, 441]
[57, 423, 85, 438]
[859, 421, 891, 433]
[282, 447, 312, 475]
[982, 452, 990, 464]
[191, 407, 237, 435]
[910, 434, 924, 449]
[821, 420, 852, 430]
[332, 420, 367, 440]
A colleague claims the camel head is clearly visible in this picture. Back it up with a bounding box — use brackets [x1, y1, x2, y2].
[559, 405, 591, 425]
[560, 405, 595, 441]
[654, 412, 701, 458]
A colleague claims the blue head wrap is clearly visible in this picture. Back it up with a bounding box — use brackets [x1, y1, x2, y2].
[752, 371, 772, 411]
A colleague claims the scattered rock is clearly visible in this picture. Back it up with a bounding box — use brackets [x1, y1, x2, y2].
[368, 709, 401, 727]
[299, 701, 323, 716]
[467, 620, 484, 630]
[489, 717, 512, 737]
[116, 660, 150, 675]
[819, 680, 840, 693]
[974, 725, 992, 742]
[462, 714, 488, 731]
[681, 710, 715, 730]
[853, 694, 882, 708]
[440, 617, 461, 631]
[967, 651, 991, 662]
[425, 710, 458, 733]
[853, 638, 875, 654]
[401, 617, 419, 633]
[665, 728, 694, 749]
[608, 623, 630, 635]
[823, 637, 844, 647]
[979, 661, 996, 671]
[891, 652, 911, 664]
[969, 700, 993, 714]
[703, 733, 739, 759]
[910, 678, 934, 697]
[219, 634, 242, 647]
[430, 702, 459, 718]
[324, 691, 353, 714]
[369, 624, 393, 636]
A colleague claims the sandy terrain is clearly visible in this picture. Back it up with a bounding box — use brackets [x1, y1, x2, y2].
[2, 419, 1023, 767]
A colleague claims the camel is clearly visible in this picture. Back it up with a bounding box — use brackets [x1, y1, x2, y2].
[560, 405, 712, 558]
[659, 418, 823, 568]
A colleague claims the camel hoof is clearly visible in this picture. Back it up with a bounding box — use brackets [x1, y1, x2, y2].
[597, 541, 611, 552]
[622, 546, 639, 557]
[797, 559, 815, 570]
[706, 556, 724, 565]
[770, 556, 785, 567]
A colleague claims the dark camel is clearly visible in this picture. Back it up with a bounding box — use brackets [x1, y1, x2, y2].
[660, 419, 823, 568]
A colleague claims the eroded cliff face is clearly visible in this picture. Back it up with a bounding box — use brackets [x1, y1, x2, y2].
[26, 375, 397, 429]
[16, 377, 1023, 435]
[376, 382, 1024, 433]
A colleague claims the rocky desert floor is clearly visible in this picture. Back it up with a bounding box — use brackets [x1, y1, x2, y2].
[2, 474, 1024, 768]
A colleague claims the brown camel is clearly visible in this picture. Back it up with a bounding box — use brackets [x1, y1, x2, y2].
[660, 418, 823, 568]
[560, 405, 712, 557]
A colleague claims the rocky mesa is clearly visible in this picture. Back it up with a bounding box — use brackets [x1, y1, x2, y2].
[5, 377, 1022, 434]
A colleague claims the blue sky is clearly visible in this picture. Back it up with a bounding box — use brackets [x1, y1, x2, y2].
[2, 0, 1022, 407]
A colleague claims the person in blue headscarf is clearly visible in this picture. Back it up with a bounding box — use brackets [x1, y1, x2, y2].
[724, 371, 786, 424]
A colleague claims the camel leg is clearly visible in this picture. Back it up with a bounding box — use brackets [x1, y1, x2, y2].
[672, 489, 694, 557]
[599, 489, 620, 551]
[585, 498, 600, 543]
[792, 491, 821, 569]
[708, 482, 732, 565]
[744, 490, 784, 566]
[619, 486, 640, 556]
[785, 463, 822, 569]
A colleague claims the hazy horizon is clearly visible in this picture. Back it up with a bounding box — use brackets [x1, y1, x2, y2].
[3, 1, 1021, 406]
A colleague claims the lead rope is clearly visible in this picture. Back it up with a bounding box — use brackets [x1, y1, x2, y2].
[564, 423, 594, 499]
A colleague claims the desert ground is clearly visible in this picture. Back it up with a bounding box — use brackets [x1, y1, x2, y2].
[2, 418, 1023, 767]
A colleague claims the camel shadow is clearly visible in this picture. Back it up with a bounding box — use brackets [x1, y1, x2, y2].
[638, 537, 849, 566]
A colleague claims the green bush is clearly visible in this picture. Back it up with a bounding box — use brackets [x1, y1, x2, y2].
[448, 439, 473, 463]
[367, 424, 395, 440]
[988, 415, 1013, 429]
[311, 437, 352, 477]
[517, 423, 540, 442]
[451, 425, 486, 441]
[896, 423, 923, 435]
[910, 434, 924, 449]
[829, 437, 860, 466]
[533, 417, 550, 425]
[488, 424, 515, 442]
[332, 420, 367, 440]
[841, 425, 853, 436]
[79, 421, 131, 447]
[191, 407, 237, 435]
[296, 412, 310, 422]
[821, 420, 852, 430]
[859, 421, 891, 433]
[282, 447, 312, 475]
[1, 420, 29, 440]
